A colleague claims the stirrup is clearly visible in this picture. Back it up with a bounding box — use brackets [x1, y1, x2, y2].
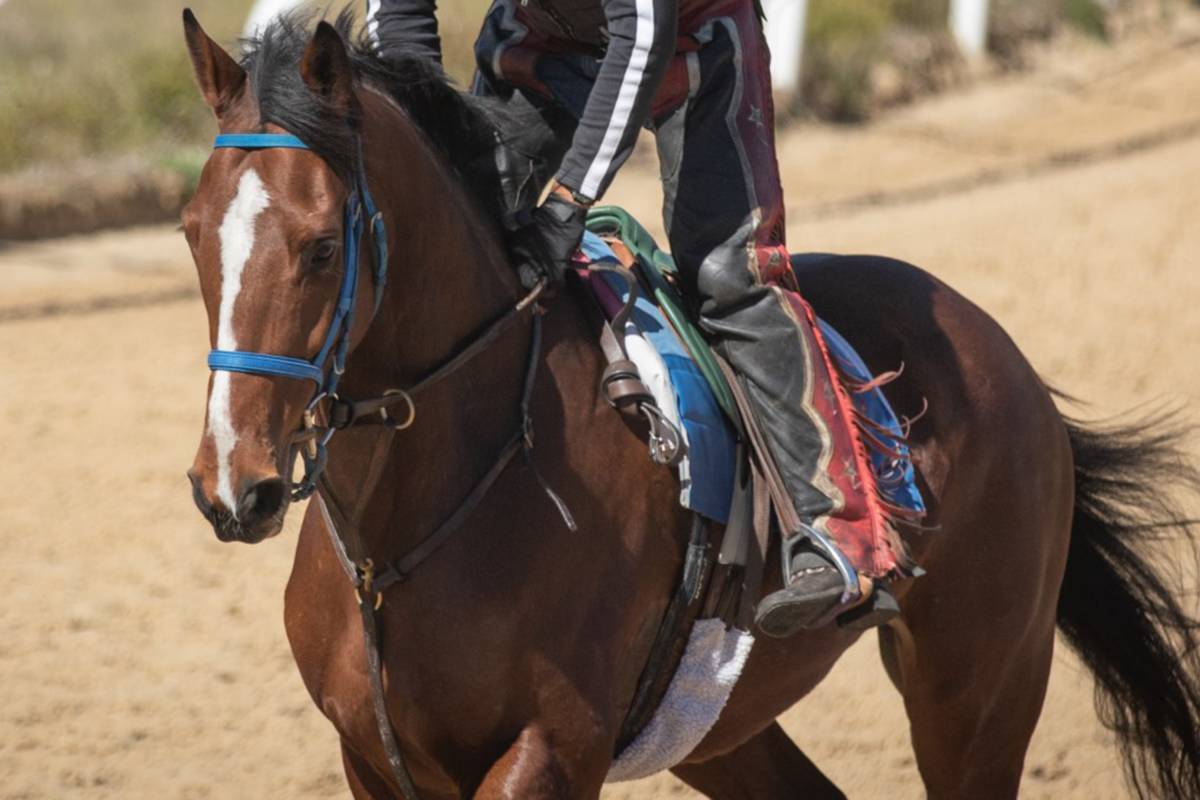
[754, 525, 865, 637]
[791, 524, 862, 605]
[837, 582, 900, 631]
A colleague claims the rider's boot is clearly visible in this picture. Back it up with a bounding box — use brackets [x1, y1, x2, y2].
[754, 528, 901, 636]
[699, 245, 913, 638]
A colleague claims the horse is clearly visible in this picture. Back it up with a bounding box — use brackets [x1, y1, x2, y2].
[180, 11, 1200, 799]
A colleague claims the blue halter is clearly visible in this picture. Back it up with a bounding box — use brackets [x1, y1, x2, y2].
[208, 131, 389, 499]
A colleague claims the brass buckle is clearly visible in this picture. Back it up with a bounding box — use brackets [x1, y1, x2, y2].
[299, 392, 338, 458]
[302, 409, 321, 459]
[358, 558, 383, 610]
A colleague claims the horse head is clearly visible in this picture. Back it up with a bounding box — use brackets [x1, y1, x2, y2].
[181, 12, 373, 543]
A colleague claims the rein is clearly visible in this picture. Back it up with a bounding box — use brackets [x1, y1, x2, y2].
[205, 130, 573, 798]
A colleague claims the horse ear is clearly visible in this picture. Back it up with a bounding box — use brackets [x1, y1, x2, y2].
[182, 8, 247, 119]
[300, 21, 357, 118]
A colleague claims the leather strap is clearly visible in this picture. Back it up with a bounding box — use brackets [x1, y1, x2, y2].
[358, 595, 421, 799]
[404, 293, 541, 401]
[602, 359, 655, 411]
[519, 313, 577, 530]
[380, 434, 524, 585]
[314, 311, 574, 800]
[617, 513, 711, 750]
[321, 283, 547, 434]
[588, 263, 686, 466]
[716, 357, 802, 536]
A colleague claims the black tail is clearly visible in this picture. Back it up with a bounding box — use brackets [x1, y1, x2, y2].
[1057, 410, 1200, 799]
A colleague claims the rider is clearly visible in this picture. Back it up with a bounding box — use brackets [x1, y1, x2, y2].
[367, 0, 914, 635]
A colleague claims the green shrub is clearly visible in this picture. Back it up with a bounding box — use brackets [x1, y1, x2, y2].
[1063, 0, 1109, 39]
[155, 148, 209, 195]
[803, 0, 895, 121]
[0, 0, 482, 175]
[892, 0, 951, 29]
[0, 0, 249, 172]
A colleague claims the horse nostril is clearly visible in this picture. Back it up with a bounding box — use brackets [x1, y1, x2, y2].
[238, 477, 287, 523]
[188, 470, 214, 521]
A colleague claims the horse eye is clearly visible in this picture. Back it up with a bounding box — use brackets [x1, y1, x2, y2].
[310, 239, 338, 266]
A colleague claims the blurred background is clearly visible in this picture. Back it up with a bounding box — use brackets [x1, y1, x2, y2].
[1, 0, 1197, 797]
[0, 0, 1179, 237]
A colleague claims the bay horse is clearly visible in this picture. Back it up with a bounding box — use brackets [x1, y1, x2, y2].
[180, 11, 1200, 799]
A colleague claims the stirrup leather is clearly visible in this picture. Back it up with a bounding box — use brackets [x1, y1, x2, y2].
[592, 262, 687, 467]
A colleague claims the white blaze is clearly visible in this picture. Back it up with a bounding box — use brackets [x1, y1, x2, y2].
[209, 168, 271, 514]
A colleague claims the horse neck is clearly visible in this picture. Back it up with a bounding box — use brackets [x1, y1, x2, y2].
[351, 88, 520, 385]
[325, 88, 536, 560]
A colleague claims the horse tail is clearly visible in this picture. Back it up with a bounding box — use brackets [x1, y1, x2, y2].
[1056, 408, 1200, 799]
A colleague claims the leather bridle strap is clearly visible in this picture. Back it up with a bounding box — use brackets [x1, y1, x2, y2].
[314, 310, 572, 799]
[385, 433, 524, 584]
[208, 131, 388, 501]
[373, 309, 575, 588]
[321, 310, 571, 595]
[589, 262, 686, 467]
[321, 282, 546, 433]
[359, 594, 420, 799]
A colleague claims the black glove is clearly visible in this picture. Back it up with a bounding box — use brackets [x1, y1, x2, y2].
[511, 193, 588, 289]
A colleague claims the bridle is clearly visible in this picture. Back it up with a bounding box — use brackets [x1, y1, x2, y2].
[208, 131, 392, 500]
[202, 128, 572, 799]
[203, 125, 569, 548]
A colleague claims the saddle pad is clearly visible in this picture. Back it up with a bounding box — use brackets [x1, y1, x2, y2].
[605, 619, 755, 783]
[581, 210, 925, 517]
[818, 321, 925, 514]
[581, 232, 737, 524]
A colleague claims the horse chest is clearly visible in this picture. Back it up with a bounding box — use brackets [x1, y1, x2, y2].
[285, 522, 520, 761]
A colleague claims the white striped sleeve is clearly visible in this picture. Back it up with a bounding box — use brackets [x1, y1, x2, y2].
[556, 0, 677, 202]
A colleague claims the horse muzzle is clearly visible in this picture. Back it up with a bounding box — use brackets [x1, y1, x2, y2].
[188, 469, 290, 544]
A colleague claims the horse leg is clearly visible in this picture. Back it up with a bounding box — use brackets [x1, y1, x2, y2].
[340, 739, 397, 800]
[881, 477, 1069, 800]
[885, 616, 1056, 799]
[670, 720, 846, 800]
[472, 725, 608, 799]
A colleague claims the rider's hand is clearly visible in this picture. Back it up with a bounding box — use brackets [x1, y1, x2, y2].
[512, 183, 589, 289]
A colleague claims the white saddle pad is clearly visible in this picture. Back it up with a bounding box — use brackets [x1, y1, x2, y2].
[605, 619, 755, 783]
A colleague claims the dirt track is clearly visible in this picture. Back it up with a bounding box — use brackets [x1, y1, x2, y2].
[2, 20, 1199, 800]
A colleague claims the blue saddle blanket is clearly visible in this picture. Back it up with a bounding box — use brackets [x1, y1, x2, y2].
[580, 232, 924, 525]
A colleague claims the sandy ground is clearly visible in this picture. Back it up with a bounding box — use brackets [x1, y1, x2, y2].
[2, 19, 1199, 800]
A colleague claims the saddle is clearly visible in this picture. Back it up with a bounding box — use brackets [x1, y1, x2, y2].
[574, 207, 925, 751]
[579, 205, 923, 533]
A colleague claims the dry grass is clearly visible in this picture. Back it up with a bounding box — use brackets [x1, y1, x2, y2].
[0, 0, 484, 175]
[0, 0, 1112, 175]
[799, 0, 1112, 119]
[0, 0, 240, 172]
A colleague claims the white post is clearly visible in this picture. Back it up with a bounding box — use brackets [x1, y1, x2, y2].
[949, 0, 990, 59]
[242, 0, 308, 41]
[762, 0, 809, 106]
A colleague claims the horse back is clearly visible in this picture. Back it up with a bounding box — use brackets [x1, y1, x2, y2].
[792, 252, 1072, 508]
[690, 252, 1076, 762]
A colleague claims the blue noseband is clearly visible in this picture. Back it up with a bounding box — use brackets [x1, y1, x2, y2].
[208, 131, 389, 499]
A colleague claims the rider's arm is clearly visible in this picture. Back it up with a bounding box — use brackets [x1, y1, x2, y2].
[554, 0, 678, 204]
[367, 0, 442, 65]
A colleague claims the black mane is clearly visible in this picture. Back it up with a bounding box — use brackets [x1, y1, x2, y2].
[241, 9, 513, 224]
